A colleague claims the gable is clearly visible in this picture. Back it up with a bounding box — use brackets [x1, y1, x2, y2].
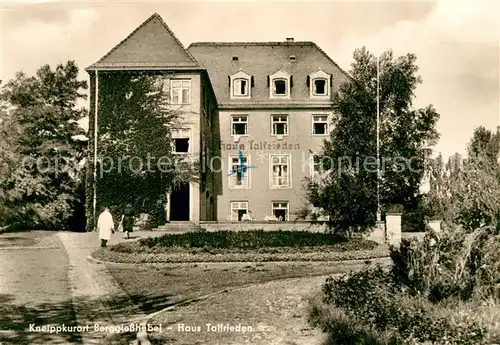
[88, 13, 198, 69]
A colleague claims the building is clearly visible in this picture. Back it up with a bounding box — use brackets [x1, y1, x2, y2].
[86, 13, 350, 225]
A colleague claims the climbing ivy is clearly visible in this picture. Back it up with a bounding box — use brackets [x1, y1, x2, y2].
[86, 71, 198, 229]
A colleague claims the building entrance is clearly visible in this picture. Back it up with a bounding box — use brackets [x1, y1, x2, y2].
[170, 182, 190, 221]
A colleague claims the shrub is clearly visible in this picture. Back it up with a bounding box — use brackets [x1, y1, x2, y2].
[390, 225, 500, 302]
[321, 266, 487, 344]
[136, 230, 378, 250]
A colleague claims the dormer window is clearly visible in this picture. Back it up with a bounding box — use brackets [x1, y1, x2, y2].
[269, 70, 291, 99]
[308, 69, 331, 98]
[229, 70, 252, 99]
[233, 78, 248, 96]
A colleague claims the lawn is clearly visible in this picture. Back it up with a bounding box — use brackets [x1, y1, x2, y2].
[105, 258, 391, 345]
[92, 230, 388, 263]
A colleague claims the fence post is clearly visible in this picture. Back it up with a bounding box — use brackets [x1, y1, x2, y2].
[427, 220, 442, 233]
[385, 213, 402, 246]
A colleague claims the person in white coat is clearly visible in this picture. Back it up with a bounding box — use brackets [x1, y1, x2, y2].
[97, 206, 115, 248]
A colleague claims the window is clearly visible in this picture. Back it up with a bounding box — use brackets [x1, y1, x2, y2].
[230, 70, 252, 99]
[231, 115, 248, 135]
[272, 201, 289, 221]
[308, 69, 331, 98]
[229, 154, 250, 188]
[273, 79, 287, 96]
[170, 79, 191, 104]
[231, 201, 248, 221]
[271, 115, 288, 135]
[312, 115, 328, 135]
[270, 154, 290, 188]
[269, 70, 291, 99]
[201, 135, 208, 173]
[313, 78, 327, 95]
[233, 78, 249, 97]
[173, 138, 189, 153]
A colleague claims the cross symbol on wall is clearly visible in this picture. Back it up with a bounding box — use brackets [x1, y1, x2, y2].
[228, 150, 257, 181]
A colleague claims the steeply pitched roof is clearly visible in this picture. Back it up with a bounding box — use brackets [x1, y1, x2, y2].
[87, 13, 199, 70]
[187, 42, 351, 105]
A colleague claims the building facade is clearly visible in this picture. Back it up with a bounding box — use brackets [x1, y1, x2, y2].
[86, 13, 350, 225]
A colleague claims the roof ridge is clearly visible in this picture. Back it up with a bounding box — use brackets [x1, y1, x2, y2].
[188, 41, 315, 47]
[89, 13, 198, 70]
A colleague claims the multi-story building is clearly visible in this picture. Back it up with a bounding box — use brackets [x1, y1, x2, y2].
[86, 13, 350, 225]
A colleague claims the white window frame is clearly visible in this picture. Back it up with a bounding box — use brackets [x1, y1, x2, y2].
[170, 79, 191, 104]
[312, 114, 329, 136]
[230, 70, 251, 100]
[172, 128, 191, 154]
[271, 201, 289, 221]
[231, 115, 248, 136]
[228, 154, 251, 189]
[233, 78, 249, 97]
[230, 201, 249, 221]
[269, 154, 292, 189]
[269, 70, 291, 99]
[309, 69, 331, 99]
[271, 114, 289, 136]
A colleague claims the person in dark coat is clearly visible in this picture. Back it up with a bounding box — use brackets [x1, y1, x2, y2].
[122, 204, 134, 239]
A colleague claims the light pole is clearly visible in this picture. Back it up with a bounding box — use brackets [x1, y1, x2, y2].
[376, 55, 381, 222]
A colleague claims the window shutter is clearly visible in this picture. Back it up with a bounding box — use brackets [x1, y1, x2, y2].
[290, 76, 293, 88]
[228, 76, 231, 88]
[251, 76, 255, 88]
[267, 76, 271, 87]
[306, 76, 310, 87]
[330, 75, 333, 87]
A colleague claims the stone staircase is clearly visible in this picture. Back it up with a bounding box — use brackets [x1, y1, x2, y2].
[152, 221, 202, 233]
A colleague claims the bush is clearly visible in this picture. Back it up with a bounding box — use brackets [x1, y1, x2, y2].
[136, 230, 378, 250]
[320, 266, 487, 345]
[390, 225, 500, 302]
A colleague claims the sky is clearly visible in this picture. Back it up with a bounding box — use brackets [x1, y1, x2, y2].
[1, 0, 499, 160]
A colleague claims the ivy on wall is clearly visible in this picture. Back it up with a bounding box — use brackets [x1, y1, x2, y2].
[86, 71, 198, 229]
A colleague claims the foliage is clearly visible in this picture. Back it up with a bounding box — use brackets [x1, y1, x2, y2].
[92, 72, 198, 228]
[390, 225, 500, 302]
[129, 230, 378, 250]
[303, 48, 439, 234]
[0, 61, 87, 229]
[318, 265, 487, 344]
[425, 127, 500, 231]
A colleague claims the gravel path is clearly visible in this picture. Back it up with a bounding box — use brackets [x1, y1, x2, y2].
[149, 274, 334, 345]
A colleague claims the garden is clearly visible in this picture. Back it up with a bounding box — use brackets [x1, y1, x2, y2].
[92, 230, 389, 263]
[308, 224, 500, 345]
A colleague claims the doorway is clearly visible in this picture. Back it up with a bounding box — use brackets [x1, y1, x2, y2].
[170, 182, 190, 221]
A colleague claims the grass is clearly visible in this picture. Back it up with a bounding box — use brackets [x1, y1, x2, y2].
[104, 259, 390, 345]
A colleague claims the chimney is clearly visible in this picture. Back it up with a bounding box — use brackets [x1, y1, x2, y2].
[286, 37, 294, 42]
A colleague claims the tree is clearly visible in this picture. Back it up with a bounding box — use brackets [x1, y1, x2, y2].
[303, 48, 440, 234]
[92, 72, 198, 227]
[0, 61, 87, 228]
[426, 127, 500, 231]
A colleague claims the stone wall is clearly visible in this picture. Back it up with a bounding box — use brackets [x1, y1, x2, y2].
[199, 215, 402, 246]
[199, 221, 327, 232]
